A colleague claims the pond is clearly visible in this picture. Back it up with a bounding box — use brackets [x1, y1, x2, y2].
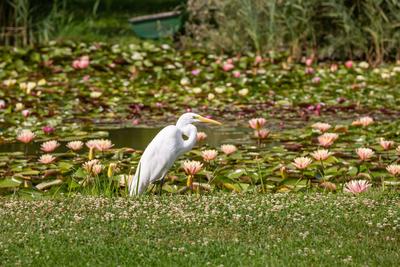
[0, 125, 252, 154]
[0, 113, 390, 154]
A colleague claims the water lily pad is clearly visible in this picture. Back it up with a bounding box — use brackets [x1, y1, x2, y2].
[0, 178, 22, 188]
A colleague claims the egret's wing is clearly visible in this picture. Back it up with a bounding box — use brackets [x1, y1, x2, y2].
[142, 125, 182, 182]
[130, 125, 182, 195]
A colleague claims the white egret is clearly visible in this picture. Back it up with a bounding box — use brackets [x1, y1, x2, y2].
[128, 113, 221, 195]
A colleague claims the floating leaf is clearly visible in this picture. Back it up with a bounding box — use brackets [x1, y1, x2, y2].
[0, 178, 22, 188]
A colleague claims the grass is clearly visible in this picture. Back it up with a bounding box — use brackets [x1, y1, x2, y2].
[54, 15, 141, 44]
[0, 192, 399, 266]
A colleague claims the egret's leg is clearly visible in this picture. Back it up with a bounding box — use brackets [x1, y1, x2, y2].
[159, 178, 165, 196]
[149, 183, 156, 194]
[158, 172, 168, 196]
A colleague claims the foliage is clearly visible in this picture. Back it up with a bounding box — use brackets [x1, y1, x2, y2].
[1, 42, 400, 195]
[0, 0, 73, 45]
[0, 193, 399, 266]
[0, 0, 184, 45]
[183, 0, 400, 64]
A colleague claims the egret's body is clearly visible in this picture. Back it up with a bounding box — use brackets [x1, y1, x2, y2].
[129, 113, 220, 195]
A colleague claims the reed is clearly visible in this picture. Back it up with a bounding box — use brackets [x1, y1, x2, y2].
[184, 0, 400, 64]
[0, 0, 71, 46]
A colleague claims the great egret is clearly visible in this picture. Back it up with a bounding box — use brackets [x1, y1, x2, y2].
[128, 113, 222, 195]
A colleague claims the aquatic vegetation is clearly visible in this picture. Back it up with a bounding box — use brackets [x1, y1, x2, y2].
[16, 130, 35, 144]
[38, 154, 56, 164]
[201, 149, 218, 162]
[318, 133, 337, 147]
[249, 118, 266, 130]
[72, 55, 90, 69]
[292, 157, 312, 170]
[196, 132, 207, 142]
[40, 140, 60, 152]
[356, 148, 374, 161]
[379, 138, 394, 151]
[66, 140, 84, 151]
[220, 144, 237, 155]
[344, 180, 371, 194]
[386, 164, 400, 177]
[254, 129, 269, 140]
[311, 149, 332, 161]
[183, 160, 203, 176]
[312, 122, 331, 133]
[352, 116, 374, 127]
[0, 42, 400, 196]
[183, 160, 203, 190]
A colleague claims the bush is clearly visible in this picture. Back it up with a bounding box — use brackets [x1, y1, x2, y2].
[182, 0, 400, 64]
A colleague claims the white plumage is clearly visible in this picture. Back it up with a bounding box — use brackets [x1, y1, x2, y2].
[129, 113, 221, 195]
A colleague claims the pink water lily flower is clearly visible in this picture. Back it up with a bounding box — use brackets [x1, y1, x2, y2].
[86, 139, 114, 151]
[39, 154, 56, 164]
[255, 55, 262, 64]
[21, 109, 30, 117]
[330, 64, 338, 72]
[379, 138, 394, 150]
[202, 150, 218, 161]
[233, 71, 241, 78]
[42, 125, 55, 135]
[72, 55, 90, 69]
[66, 141, 84, 151]
[312, 76, 321, 84]
[248, 118, 266, 130]
[318, 133, 338, 147]
[0, 100, 6, 109]
[311, 149, 332, 161]
[344, 60, 353, 69]
[305, 67, 314, 74]
[344, 180, 371, 194]
[191, 69, 201, 76]
[182, 160, 203, 175]
[41, 140, 60, 153]
[92, 164, 103, 175]
[196, 132, 207, 142]
[312, 122, 331, 132]
[94, 139, 114, 152]
[356, 148, 374, 161]
[221, 144, 237, 155]
[222, 63, 234, 72]
[352, 116, 374, 127]
[254, 129, 270, 139]
[17, 129, 35, 144]
[386, 164, 400, 176]
[83, 159, 102, 175]
[292, 157, 313, 170]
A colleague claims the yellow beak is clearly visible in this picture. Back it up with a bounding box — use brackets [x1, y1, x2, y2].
[197, 116, 222, 125]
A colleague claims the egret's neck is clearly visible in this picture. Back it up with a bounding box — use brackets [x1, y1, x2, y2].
[176, 117, 189, 129]
[180, 124, 197, 152]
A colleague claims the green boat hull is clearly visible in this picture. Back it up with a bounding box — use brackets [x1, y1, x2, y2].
[129, 12, 182, 39]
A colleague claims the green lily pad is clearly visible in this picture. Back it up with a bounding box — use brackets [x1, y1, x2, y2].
[0, 178, 22, 188]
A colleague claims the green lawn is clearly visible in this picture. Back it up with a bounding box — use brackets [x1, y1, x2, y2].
[0, 193, 399, 266]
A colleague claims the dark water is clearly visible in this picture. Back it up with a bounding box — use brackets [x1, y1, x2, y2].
[108, 125, 252, 150]
[0, 125, 252, 154]
[0, 112, 372, 154]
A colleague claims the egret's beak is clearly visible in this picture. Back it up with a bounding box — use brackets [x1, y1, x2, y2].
[197, 116, 222, 125]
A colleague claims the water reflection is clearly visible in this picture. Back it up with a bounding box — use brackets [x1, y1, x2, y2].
[108, 125, 252, 150]
[0, 125, 252, 154]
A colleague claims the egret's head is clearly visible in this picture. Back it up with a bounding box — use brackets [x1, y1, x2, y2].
[177, 113, 222, 127]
